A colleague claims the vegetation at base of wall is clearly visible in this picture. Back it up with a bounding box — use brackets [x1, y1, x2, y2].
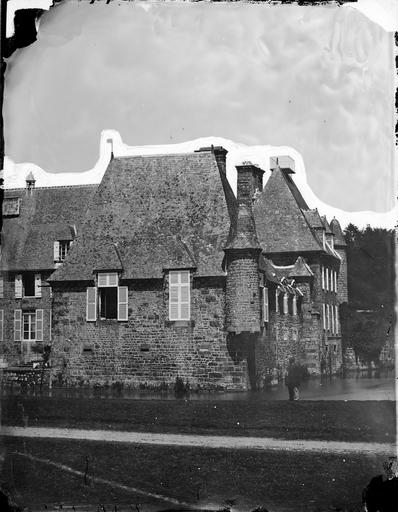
[342, 225, 395, 363]
[1, 397, 395, 443]
[2, 437, 387, 512]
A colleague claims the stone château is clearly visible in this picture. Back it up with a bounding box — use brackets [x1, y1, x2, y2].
[0, 146, 347, 389]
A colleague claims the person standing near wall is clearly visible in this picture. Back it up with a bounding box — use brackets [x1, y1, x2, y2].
[285, 358, 301, 401]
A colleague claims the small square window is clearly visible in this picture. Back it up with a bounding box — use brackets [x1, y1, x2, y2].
[54, 240, 71, 262]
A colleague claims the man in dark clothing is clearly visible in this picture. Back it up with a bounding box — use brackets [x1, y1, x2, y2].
[285, 358, 301, 401]
[362, 457, 398, 512]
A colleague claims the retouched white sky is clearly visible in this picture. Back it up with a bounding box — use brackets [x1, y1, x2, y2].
[3, 0, 396, 214]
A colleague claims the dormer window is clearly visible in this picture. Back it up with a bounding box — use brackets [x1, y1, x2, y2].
[54, 240, 71, 262]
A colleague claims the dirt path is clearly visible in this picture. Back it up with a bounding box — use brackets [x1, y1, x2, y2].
[1, 426, 396, 455]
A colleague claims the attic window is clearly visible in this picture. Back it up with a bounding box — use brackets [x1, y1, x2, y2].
[54, 240, 71, 262]
[2, 197, 20, 217]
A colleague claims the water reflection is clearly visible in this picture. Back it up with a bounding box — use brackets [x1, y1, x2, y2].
[1, 369, 395, 401]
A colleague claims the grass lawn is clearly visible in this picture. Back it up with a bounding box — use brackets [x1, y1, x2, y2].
[1, 437, 387, 512]
[1, 397, 395, 443]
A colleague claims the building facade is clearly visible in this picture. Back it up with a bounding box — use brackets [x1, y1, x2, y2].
[0, 147, 347, 389]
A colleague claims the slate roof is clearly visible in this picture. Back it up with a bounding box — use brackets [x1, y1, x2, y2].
[254, 166, 323, 254]
[302, 208, 324, 229]
[1, 185, 97, 271]
[225, 203, 261, 251]
[330, 218, 347, 247]
[51, 151, 237, 281]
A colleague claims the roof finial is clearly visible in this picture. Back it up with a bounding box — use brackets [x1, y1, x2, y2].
[106, 138, 114, 159]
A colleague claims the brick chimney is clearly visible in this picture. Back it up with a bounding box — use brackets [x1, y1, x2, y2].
[25, 171, 35, 195]
[196, 145, 228, 175]
[236, 162, 265, 208]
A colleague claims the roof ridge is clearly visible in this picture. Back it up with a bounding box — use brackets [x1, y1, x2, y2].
[114, 150, 214, 160]
[4, 184, 99, 191]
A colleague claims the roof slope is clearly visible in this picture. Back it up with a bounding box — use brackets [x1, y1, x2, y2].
[330, 218, 347, 247]
[1, 185, 97, 271]
[253, 167, 322, 254]
[51, 151, 236, 281]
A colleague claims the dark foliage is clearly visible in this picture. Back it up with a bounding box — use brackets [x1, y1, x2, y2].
[342, 224, 395, 362]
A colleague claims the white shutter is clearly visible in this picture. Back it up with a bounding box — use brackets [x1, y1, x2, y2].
[117, 286, 128, 321]
[86, 287, 97, 321]
[334, 271, 337, 293]
[263, 287, 269, 323]
[283, 294, 288, 315]
[275, 290, 279, 314]
[321, 266, 324, 290]
[326, 304, 330, 331]
[180, 279, 190, 320]
[35, 274, 42, 297]
[335, 305, 339, 334]
[36, 309, 44, 341]
[14, 309, 22, 341]
[0, 310, 3, 341]
[53, 241, 60, 261]
[169, 271, 190, 321]
[292, 296, 297, 316]
[322, 304, 326, 330]
[0, 277, 3, 298]
[325, 268, 329, 291]
[331, 305, 335, 334]
[15, 274, 22, 298]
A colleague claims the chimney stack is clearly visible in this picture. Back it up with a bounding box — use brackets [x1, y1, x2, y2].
[25, 171, 35, 194]
[236, 162, 265, 208]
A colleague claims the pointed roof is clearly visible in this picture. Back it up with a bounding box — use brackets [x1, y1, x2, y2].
[321, 215, 333, 235]
[253, 166, 323, 254]
[290, 256, 314, 277]
[330, 217, 347, 247]
[302, 208, 324, 229]
[50, 150, 236, 281]
[26, 171, 35, 182]
[225, 203, 261, 251]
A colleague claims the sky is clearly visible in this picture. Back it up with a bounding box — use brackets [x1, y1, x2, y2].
[3, 0, 397, 226]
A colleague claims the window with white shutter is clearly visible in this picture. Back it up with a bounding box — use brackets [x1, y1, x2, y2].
[0, 277, 3, 299]
[335, 305, 339, 334]
[169, 271, 190, 321]
[86, 287, 97, 321]
[117, 286, 128, 321]
[14, 309, 22, 341]
[54, 241, 60, 261]
[322, 303, 326, 330]
[0, 310, 3, 341]
[15, 275, 22, 298]
[262, 287, 269, 323]
[325, 268, 329, 291]
[331, 305, 335, 334]
[321, 266, 324, 290]
[334, 271, 337, 293]
[36, 309, 44, 341]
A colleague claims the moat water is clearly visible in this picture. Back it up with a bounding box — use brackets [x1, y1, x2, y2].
[1, 369, 395, 400]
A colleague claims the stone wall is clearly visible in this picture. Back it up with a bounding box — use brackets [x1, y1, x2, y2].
[0, 271, 52, 365]
[51, 276, 250, 390]
[225, 252, 261, 334]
